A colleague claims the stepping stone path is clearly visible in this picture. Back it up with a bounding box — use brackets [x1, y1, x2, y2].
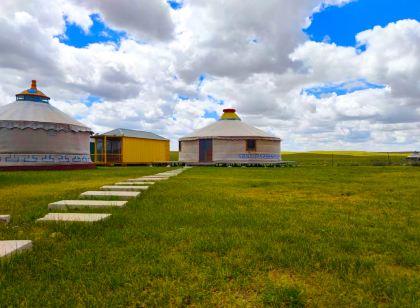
[38, 213, 111, 222]
[2, 168, 190, 258]
[100, 185, 149, 191]
[80, 191, 140, 199]
[139, 176, 171, 179]
[48, 200, 127, 210]
[127, 178, 167, 182]
[0, 240, 32, 258]
[0, 215, 10, 223]
[115, 182, 155, 185]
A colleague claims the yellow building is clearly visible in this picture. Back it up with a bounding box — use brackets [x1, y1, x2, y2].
[92, 128, 169, 165]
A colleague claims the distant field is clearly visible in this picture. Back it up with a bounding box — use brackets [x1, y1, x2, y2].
[0, 156, 419, 306]
[170, 150, 179, 161]
[283, 151, 410, 156]
[172, 150, 411, 166]
[283, 152, 410, 167]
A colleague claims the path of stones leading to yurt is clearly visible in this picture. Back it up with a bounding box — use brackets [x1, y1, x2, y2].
[0, 167, 192, 258]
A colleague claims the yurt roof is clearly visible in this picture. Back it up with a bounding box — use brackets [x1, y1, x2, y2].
[16, 80, 50, 100]
[0, 80, 91, 132]
[95, 128, 168, 141]
[180, 109, 281, 141]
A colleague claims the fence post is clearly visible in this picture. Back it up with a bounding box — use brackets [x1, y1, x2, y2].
[94, 139, 97, 163]
[104, 136, 107, 165]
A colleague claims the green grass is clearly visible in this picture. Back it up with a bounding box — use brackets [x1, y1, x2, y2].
[283, 152, 410, 166]
[170, 151, 179, 161]
[0, 157, 419, 306]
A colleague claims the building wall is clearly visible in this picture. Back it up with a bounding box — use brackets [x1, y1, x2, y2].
[179, 138, 281, 162]
[122, 137, 169, 163]
[179, 140, 199, 162]
[0, 128, 90, 154]
[213, 139, 280, 161]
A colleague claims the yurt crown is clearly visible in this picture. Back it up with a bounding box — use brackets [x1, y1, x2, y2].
[220, 108, 241, 121]
[16, 80, 50, 103]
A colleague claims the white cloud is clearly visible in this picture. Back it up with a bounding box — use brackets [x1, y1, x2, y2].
[67, 0, 175, 41]
[0, 1, 418, 151]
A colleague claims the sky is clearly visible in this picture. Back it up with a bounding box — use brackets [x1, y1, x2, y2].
[0, 0, 419, 151]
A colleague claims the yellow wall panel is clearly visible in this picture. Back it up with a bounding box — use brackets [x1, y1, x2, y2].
[122, 137, 169, 163]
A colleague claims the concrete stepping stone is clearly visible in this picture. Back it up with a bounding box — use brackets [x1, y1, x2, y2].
[0, 215, 11, 223]
[135, 178, 169, 181]
[80, 191, 140, 199]
[38, 213, 111, 222]
[0, 240, 32, 258]
[127, 178, 167, 182]
[115, 182, 154, 185]
[101, 185, 149, 191]
[48, 200, 127, 210]
[155, 175, 176, 178]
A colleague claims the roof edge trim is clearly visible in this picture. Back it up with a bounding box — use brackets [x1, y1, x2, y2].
[0, 120, 92, 133]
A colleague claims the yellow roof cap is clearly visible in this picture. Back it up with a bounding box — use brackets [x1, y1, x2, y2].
[220, 108, 241, 121]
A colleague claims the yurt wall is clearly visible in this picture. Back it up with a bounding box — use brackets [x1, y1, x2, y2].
[0, 129, 90, 154]
[179, 140, 198, 162]
[213, 139, 280, 161]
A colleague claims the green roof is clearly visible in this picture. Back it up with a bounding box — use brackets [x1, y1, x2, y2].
[97, 128, 168, 141]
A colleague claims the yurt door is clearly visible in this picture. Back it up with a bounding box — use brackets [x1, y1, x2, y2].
[199, 139, 213, 162]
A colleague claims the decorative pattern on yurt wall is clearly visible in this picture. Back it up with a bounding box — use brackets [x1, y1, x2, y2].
[0, 154, 91, 166]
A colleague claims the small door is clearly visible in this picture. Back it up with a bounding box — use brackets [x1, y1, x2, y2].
[96, 139, 104, 162]
[106, 138, 122, 163]
[199, 139, 213, 162]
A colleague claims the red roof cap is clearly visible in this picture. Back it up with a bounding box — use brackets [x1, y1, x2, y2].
[223, 108, 236, 113]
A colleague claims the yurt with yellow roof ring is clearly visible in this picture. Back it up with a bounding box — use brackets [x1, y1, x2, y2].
[179, 108, 281, 163]
[0, 80, 94, 170]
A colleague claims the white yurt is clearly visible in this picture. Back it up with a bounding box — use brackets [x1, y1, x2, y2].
[0, 80, 93, 170]
[179, 108, 281, 163]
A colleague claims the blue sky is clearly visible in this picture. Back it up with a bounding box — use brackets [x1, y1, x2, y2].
[167, 0, 183, 10]
[59, 14, 126, 48]
[303, 0, 420, 99]
[59, 1, 420, 52]
[58, 0, 420, 118]
[303, 79, 385, 99]
[306, 0, 420, 46]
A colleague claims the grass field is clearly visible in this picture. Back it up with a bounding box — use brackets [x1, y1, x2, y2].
[0, 154, 419, 306]
[283, 151, 410, 167]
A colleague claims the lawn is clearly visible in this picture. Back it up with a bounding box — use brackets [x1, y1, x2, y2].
[0, 156, 419, 306]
